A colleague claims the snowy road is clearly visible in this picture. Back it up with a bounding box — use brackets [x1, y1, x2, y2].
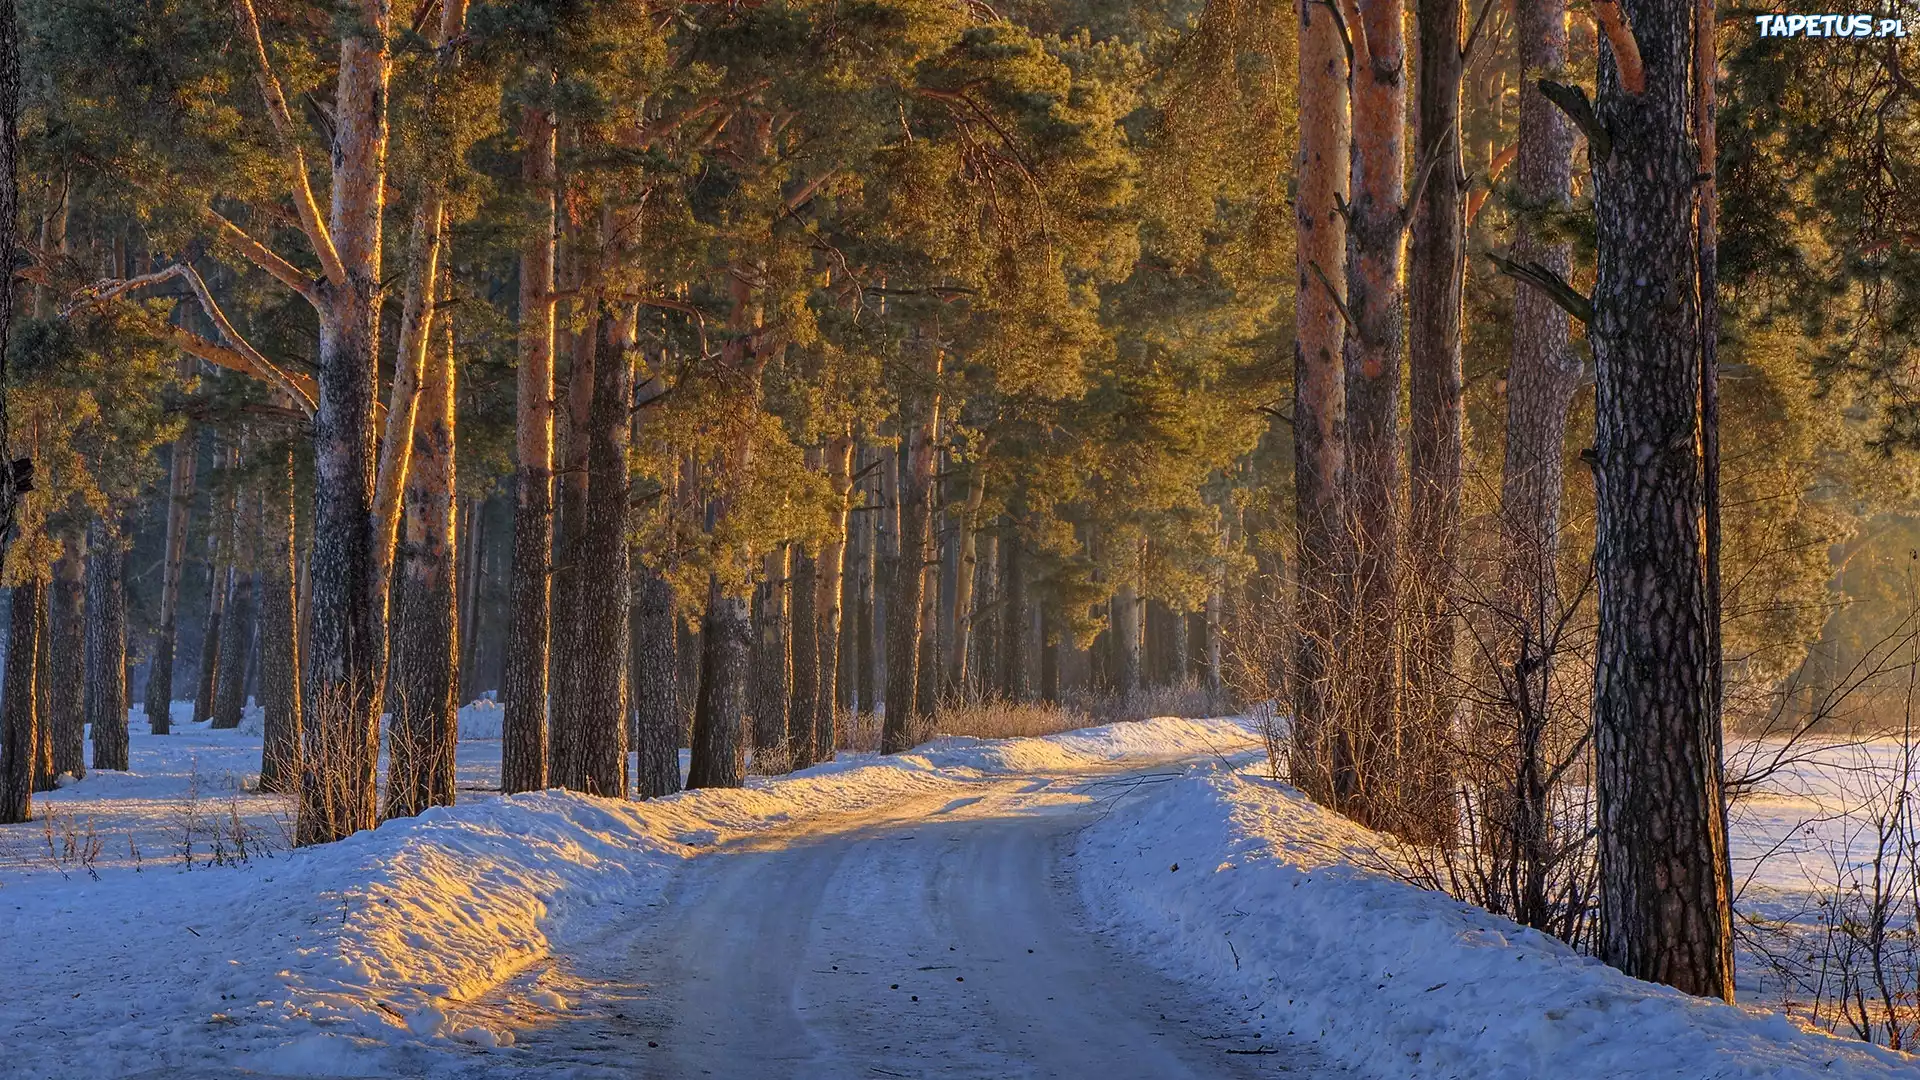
[462, 772, 1343, 1079]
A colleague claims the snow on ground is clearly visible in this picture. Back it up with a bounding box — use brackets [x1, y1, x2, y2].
[1077, 750, 1919, 1080]
[1, 709, 1912, 1078]
[0, 710, 1241, 1078]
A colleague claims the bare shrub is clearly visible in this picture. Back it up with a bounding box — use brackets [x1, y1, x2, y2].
[931, 697, 1095, 740]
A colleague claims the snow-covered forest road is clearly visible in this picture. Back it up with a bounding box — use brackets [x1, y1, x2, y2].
[459, 774, 1338, 1079]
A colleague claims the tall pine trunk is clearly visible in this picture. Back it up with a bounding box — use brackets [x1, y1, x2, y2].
[0, 582, 40, 821]
[1498, 0, 1580, 925]
[948, 464, 987, 699]
[502, 101, 557, 796]
[882, 348, 940, 754]
[813, 432, 853, 761]
[213, 493, 258, 730]
[554, 307, 632, 798]
[145, 428, 196, 734]
[1589, 0, 1733, 1000]
[999, 522, 1029, 701]
[854, 454, 878, 720]
[386, 318, 460, 817]
[48, 536, 85, 777]
[632, 562, 680, 797]
[749, 546, 790, 768]
[1290, 0, 1350, 805]
[85, 520, 129, 771]
[688, 582, 749, 789]
[196, 443, 237, 726]
[1403, 0, 1467, 842]
[1341, 0, 1410, 826]
[258, 445, 302, 794]
[788, 535, 818, 769]
[548, 287, 599, 791]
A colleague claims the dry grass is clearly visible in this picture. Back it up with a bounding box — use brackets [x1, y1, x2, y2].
[832, 696, 1111, 754]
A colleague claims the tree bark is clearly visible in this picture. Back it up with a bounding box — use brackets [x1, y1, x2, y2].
[145, 431, 197, 735]
[883, 346, 941, 753]
[85, 520, 129, 772]
[1290, 0, 1350, 806]
[1497, 0, 1581, 910]
[1589, 0, 1733, 1000]
[0, 582, 40, 822]
[999, 522, 1029, 702]
[296, 5, 395, 846]
[258, 444, 302, 794]
[501, 100, 558, 796]
[196, 441, 237, 726]
[948, 464, 987, 699]
[213, 492, 258, 730]
[632, 562, 680, 797]
[1115, 574, 1143, 703]
[386, 316, 460, 817]
[32, 585, 52, 791]
[1341, 0, 1410, 826]
[48, 536, 85, 777]
[687, 583, 749, 789]
[788, 536, 818, 768]
[554, 307, 632, 798]
[0, 0, 21, 594]
[813, 432, 853, 761]
[1404, 0, 1467, 842]
[749, 546, 791, 768]
[548, 287, 599, 792]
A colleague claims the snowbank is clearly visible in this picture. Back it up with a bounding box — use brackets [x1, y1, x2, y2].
[1077, 761, 1918, 1080]
[0, 715, 1248, 1077]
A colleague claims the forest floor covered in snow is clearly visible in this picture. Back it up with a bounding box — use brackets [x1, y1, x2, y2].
[0, 710, 1912, 1078]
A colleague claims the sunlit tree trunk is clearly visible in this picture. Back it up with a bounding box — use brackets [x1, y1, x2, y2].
[999, 520, 1029, 701]
[882, 344, 941, 753]
[1290, 0, 1350, 805]
[814, 432, 853, 761]
[632, 560, 680, 797]
[502, 100, 557, 796]
[548, 285, 598, 792]
[788, 530, 818, 768]
[555, 307, 632, 798]
[295, 1, 394, 844]
[386, 318, 460, 817]
[1589, 0, 1733, 1001]
[749, 546, 790, 768]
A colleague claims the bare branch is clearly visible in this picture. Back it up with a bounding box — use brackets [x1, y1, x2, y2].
[205, 207, 319, 305]
[231, 0, 347, 287]
[68, 264, 318, 413]
[1591, 1, 1646, 95]
[1486, 251, 1593, 325]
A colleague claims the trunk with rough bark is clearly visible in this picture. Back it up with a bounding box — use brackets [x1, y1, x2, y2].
[948, 465, 987, 699]
[213, 494, 258, 731]
[749, 546, 790, 768]
[971, 530, 1000, 696]
[788, 539, 817, 768]
[548, 290, 599, 791]
[386, 320, 460, 817]
[145, 430, 197, 734]
[1290, 0, 1352, 807]
[297, 8, 395, 846]
[814, 433, 853, 761]
[48, 538, 84, 777]
[883, 359, 940, 754]
[32, 589, 52, 792]
[1404, 0, 1467, 842]
[0, 582, 40, 822]
[258, 445, 301, 794]
[632, 562, 679, 797]
[999, 523, 1029, 701]
[687, 585, 749, 789]
[85, 521, 129, 771]
[1589, 0, 1733, 1001]
[554, 308, 632, 798]
[501, 101, 558, 796]
[196, 445, 237, 726]
[1498, 0, 1581, 917]
[1340, 0, 1409, 826]
[1114, 579, 1142, 702]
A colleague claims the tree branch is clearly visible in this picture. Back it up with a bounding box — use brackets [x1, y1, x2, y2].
[1591, 1, 1646, 95]
[205, 207, 319, 305]
[1308, 259, 1358, 332]
[231, 0, 347, 288]
[68, 264, 319, 412]
[1537, 80, 1611, 162]
[1486, 251, 1592, 325]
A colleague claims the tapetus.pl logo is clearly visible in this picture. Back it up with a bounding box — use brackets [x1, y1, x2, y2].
[1753, 12, 1907, 37]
